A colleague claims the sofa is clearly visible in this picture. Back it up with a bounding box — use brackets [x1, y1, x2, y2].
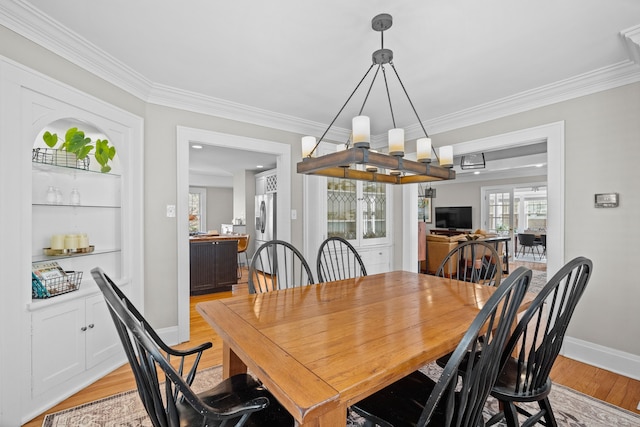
[425, 229, 502, 275]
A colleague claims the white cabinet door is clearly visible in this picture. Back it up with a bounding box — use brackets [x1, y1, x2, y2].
[326, 178, 391, 247]
[32, 300, 85, 396]
[31, 293, 123, 396]
[85, 294, 122, 369]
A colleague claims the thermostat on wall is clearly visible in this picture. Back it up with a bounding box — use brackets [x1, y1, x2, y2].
[594, 193, 619, 208]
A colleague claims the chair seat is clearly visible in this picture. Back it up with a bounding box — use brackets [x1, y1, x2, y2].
[490, 358, 553, 402]
[353, 371, 449, 427]
[177, 373, 294, 426]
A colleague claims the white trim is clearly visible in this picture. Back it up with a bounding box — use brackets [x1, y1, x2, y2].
[562, 336, 640, 381]
[156, 326, 180, 348]
[176, 127, 291, 343]
[402, 184, 419, 272]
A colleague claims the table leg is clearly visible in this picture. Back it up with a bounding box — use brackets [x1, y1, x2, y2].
[504, 240, 510, 274]
[222, 342, 247, 379]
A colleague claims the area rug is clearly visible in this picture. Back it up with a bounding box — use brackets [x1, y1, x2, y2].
[514, 251, 547, 263]
[528, 268, 547, 294]
[43, 364, 640, 427]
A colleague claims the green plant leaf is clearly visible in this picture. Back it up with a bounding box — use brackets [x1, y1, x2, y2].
[64, 127, 79, 142]
[94, 139, 116, 170]
[66, 131, 92, 154]
[76, 145, 94, 159]
[42, 131, 58, 148]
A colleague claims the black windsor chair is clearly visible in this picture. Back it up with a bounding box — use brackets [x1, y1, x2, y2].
[436, 240, 503, 287]
[351, 267, 532, 427]
[487, 256, 593, 427]
[91, 267, 294, 427]
[248, 240, 314, 294]
[316, 236, 367, 282]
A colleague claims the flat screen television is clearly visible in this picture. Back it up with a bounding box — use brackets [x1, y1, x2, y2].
[435, 206, 472, 230]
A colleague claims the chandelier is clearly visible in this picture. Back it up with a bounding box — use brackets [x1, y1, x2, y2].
[296, 13, 456, 185]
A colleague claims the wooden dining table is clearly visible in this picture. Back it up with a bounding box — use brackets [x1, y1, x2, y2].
[196, 271, 534, 426]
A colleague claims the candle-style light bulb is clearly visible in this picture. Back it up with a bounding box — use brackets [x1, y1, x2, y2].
[352, 116, 370, 148]
[388, 128, 404, 157]
[417, 138, 432, 163]
[439, 145, 454, 168]
[301, 136, 317, 159]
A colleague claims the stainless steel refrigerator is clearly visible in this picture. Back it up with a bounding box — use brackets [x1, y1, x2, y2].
[254, 193, 277, 273]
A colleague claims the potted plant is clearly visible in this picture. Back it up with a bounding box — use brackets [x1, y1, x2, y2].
[42, 127, 117, 173]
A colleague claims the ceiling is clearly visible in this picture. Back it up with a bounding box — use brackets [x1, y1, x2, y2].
[2, 1, 639, 182]
[189, 144, 277, 179]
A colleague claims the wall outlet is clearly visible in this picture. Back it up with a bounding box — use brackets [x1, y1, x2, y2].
[166, 204, 176, 218]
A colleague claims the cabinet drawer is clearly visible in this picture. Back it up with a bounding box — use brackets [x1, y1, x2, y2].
[359, 246, 391, 275]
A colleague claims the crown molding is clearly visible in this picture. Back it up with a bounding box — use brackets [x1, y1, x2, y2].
[3, 1, 639, 140]
[147, 82, 351, 142]
[0, 0, 153, 99]
[407, 60, 640, 138]
[621, 24, 640, 65]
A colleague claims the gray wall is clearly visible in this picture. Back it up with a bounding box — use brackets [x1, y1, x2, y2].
[429, 85, 640, 358]
[2, 23, 639, 365]
[207, 187, 233, 232]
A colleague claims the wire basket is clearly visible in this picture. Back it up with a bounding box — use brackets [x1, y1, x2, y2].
[32, 271, 83, 299]
[32, 148, 90, 170]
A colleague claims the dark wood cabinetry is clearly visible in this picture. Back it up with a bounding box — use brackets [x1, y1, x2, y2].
[190, 240, 238, 295]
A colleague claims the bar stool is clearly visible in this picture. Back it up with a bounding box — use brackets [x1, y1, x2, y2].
[237, 235, 250, 279]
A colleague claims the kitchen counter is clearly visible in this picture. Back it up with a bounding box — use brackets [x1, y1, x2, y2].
[189, 233, 247, 243]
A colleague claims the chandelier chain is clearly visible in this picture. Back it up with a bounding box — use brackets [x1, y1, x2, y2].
[310, 63, 375, 157]
[389, 63, 440, 162]
[381, 64, 397, 129]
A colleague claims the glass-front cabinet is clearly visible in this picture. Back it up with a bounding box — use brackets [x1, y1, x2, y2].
[326, 178, 389, 246]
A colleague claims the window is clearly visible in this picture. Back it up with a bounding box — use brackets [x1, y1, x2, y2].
[188, 187, 207, 233]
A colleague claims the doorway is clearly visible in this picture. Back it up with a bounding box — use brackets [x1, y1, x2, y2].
[482, 183, 548, 264]
[401, 121, 564, 276]
[176, 127, 291, 342]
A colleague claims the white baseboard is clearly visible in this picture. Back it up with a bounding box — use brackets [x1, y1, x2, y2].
[157, 325, 181, 347]
[562, 336, 640, 381]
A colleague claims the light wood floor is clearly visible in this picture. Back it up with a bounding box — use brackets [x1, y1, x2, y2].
[22, 263, 640, 426]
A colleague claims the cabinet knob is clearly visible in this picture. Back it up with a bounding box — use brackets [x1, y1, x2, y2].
[81, 326, 87, 331]
[88, 324, 95, 329]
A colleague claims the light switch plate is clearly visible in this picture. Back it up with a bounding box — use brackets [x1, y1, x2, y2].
[291, 209, 297, 220]
[166, 204, 176, 217]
